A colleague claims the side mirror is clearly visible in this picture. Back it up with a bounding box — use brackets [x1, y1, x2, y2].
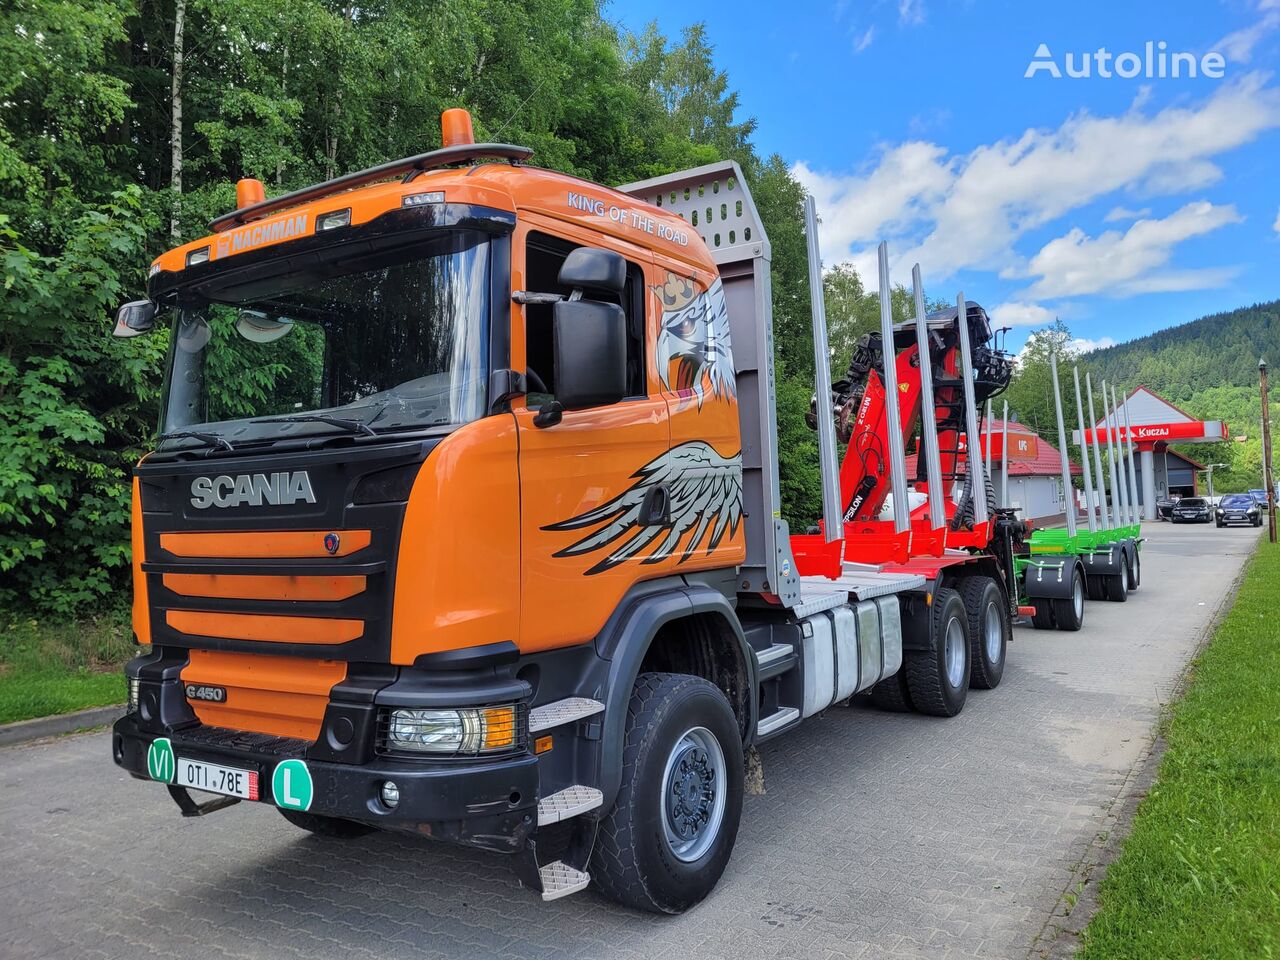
[113, 300, 158, 338]
[551, 299, 627, 411]
[558, 247, 626, 295]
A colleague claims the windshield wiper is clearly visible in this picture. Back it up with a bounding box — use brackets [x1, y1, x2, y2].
[259, 414, 377, 437]
[156, 430, 234, 451]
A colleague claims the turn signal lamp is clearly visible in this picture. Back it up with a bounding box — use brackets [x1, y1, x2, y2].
[441, 108, 475, 148]
[236, 177, 265, 209]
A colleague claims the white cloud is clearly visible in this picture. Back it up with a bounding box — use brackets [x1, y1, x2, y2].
[1103, 206, 1152, 222]
[1069, 336, 1118, 354]
[792, 74, 1280, 288]
[898, 0, 924, 26]
[1021, 201, 1243, 299]
[1217, 11, 1280, 64]
[853, 26, 875, 54]
[989, 301, 1056, 328]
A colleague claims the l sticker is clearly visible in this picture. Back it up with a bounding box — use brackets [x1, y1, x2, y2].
[272, 759, 314, 812]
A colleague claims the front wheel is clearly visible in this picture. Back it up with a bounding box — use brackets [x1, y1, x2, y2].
[591, 673, 744, 914]
[959, 577, 1008, 690]
[904, 587, 970, 717]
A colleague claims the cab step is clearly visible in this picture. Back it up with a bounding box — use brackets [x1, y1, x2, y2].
[755, 642, 797, 680]
[529, 697, 604, 733]
[756, 706, 800, 738]
[539, 860, 591, 901]
[537, 785, 603, 826]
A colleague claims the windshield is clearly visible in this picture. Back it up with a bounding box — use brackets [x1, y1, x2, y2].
[159, 228, 491, 447]
[1180, 498, 1206, 506]
[1222, 496, 1252, 506]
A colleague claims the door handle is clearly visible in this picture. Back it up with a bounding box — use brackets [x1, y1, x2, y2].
[640, 484, 671, 525]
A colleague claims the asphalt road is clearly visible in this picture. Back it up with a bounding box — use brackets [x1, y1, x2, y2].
[0, 521, 1261, 960]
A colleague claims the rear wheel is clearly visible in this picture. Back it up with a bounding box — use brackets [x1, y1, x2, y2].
[1052, 566, 1086, 631]
[278, 809, 376, 839]
[868, 670, 913, 712]
[1031, 600, 1056, 630]
[959, 577, 1008, 690]
[1130, 550, 1141, 589]
[903, 588, 970, 717]
[591, 673, 744, 914]
[1106, 564, 1129, 602]
[1086, 574, 1107, 601]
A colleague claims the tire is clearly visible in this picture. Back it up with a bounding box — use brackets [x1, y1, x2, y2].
[591, 673, 744, 914]
[1131, 550, 1141, 589]
[1106, 565, 1129, 602]
[959, 577, 1008, 690]
[1085, 574, 1107, 601]
[903, 587, 970, 717]
[1216, 520, 1224, 528]
[1031, 600, 1055, 630]
[1051, 566, 1086, 632]
[868, 670, 913, 712]
[278, 809, 376, 839]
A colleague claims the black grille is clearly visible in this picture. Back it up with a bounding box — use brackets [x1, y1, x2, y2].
[178, 725, 311, 756]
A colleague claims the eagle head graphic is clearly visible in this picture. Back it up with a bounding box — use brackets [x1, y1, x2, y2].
[655, 274, 736, 408]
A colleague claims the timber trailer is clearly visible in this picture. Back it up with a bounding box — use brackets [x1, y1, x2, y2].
[1010, 354, 1145, 631]
[111, 108, 1019, 913]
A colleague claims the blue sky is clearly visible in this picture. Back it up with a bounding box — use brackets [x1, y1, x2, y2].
[615, 0, 1280, 353]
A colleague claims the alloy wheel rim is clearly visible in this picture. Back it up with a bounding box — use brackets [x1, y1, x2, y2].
[983, 602, 1002, 664]
[660, 726, 727, 863]
[944, 616, 966, 688]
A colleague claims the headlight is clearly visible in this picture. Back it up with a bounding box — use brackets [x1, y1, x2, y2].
[126, 676, 140, 712]
[383, 705, 519, 755]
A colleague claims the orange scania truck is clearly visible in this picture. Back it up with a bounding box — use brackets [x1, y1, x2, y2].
[112, 109, 1016, 913]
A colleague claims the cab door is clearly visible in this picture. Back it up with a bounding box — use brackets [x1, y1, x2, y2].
[512, 216, 671, 653]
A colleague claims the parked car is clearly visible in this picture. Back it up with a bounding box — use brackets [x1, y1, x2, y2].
[1155, 496, 1177, 520]
[1248, 488, 1272, 506]
[1171, 496, 1212, 523]
[1218, 494, 1263, 527]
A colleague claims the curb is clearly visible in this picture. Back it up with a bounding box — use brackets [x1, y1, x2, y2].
[0, 703, 125, 748]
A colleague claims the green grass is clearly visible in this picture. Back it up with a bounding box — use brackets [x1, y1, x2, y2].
[1079, 539, 1280, 959]
[0, 615, 137, 725]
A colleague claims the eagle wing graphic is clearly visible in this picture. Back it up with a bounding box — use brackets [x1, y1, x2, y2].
[543, 441, 743, 575]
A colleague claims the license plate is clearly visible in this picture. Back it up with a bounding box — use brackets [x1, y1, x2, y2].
[174, 757, 260, 800]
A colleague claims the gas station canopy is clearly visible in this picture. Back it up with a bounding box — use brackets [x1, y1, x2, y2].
[1071, 386, 1229, 518]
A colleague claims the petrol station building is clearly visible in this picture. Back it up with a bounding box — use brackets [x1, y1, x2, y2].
[1073, 386, 1228, 520]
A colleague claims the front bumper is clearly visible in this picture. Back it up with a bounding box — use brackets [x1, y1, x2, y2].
[112, 712, 540, 852]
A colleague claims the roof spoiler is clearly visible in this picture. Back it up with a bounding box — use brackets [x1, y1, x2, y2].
[209, 142, 533, 233]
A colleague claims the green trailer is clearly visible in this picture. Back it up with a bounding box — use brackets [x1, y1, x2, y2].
[1017, 354, 1143, 631]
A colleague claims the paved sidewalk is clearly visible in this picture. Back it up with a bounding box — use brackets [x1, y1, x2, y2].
[0, 522, 1259, 960]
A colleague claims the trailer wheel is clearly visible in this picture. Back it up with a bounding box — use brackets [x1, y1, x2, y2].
[1129, 549, 1141, 589]
[1086, 574, 1107, 602]
[278, 809, 376, 839]
[1031, 600, 1055, 630]
[591, 673, 744, 914]
[1052, 566, 1086, 631]
[903, 588, 970, 717]
[1106, 565, 1129, 602]
[868, 670, 913, 712]
[958, 577, 1007, 690]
